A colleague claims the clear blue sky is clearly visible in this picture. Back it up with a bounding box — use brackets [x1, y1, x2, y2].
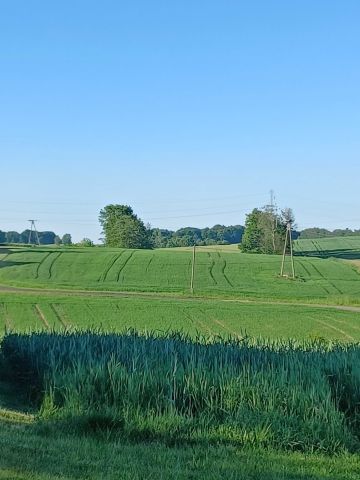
[1, 1, 359, 241]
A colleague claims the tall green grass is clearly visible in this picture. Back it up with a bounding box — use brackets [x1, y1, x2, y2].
[2, 330, 360, 453]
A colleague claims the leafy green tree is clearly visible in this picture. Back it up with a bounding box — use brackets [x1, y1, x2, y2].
[240, 207, 290, 254]
[5, 231, 20, 243]
[99, 204, 151, 248]
[62, 233, 72, 245]
[39, 231, 56, 245]
[0, 230, 5, 243]
[54, 235, 62, 245]
[79, 238, 94, 247]
[240, 209, 263, 253]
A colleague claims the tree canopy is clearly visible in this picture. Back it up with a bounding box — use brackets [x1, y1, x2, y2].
[149, 225, 244, 248]
[99, 204, 151, 249]
[240, 207, 295, 254]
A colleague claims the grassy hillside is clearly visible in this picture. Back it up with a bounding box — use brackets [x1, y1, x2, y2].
[1, 245, 359, 303]
[1, 293, 360, 341]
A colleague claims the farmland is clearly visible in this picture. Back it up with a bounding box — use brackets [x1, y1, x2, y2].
[1, 239, 360, 479]
[1, 293, 360, 342]
[0, 241, 360, 304]
[294, 235, 360, 260]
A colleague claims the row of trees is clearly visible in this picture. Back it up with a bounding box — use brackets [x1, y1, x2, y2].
[150, 225, 244, 248]
[99, 204, 244, 249]
[0, 230, 72, 245]
[3, 204, 357, 251]
[299, 228, 360, 239]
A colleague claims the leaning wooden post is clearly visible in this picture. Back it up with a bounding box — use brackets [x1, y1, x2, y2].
[280, 226, 289, 276]
[289, 222, 295, 279]
[190, 244, 196, 293]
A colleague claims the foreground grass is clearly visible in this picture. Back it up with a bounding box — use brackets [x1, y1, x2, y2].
[4, 331, 360, 453]
[2, 330, 360, 479]
[0, 415, 360, 480]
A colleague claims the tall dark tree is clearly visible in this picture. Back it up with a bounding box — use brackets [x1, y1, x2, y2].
[99, 204, 151, 248]
[38, 231, 56, 245]
[62, 233, 72, 245]
[240, 209, 263, 253]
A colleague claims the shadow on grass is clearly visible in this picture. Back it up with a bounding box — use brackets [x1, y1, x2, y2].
[0, 419, 355, 480]
[295, 249, 360, 260]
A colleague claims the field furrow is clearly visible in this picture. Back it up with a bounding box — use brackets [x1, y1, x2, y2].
[116, 250, 136, 282]
[48, 252, 62, 279]
[33, 305, 50, 330]
[35, 252, 52, 279]
[315, 318, 355, 342]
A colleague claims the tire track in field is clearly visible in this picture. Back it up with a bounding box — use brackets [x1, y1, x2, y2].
[98, 252, 124, 282]
[307, 262, 330, 294]
[0, 303, 12, 331]
[145, 254, 155, 273]
[85, 303, 97, 323]
[33, 304, 50, 330]
[207, 253, 217, 285]
[311, 240, 322, 257]
[298, 260, 312, 277]
[52, 304, 72, 328]
[116, 250, 136, 282]
[323, 314, 360, 334]
[48, 252, 62, 279]
[97, 254, 116, 282]
[315, 318, 355, 341]
[181, 308, 212, 334]
[199, 307, 239, 337]
[310, 261, 343, 295]
[35, 252, 52, 279]
[221, 258, 233, 287]
[50, 303, 69, 328]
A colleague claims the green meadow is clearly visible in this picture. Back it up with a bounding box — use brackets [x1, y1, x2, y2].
[1, 293, 360, 342]
[1, 241, 360, 303]
[1, 238, 360, 479]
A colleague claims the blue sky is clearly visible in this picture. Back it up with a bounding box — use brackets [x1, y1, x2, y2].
[1, 1, 359, 241]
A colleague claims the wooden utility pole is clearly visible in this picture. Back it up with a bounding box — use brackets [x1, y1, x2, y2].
[280, 222, 295, 279]
[190, 244, 196, 293]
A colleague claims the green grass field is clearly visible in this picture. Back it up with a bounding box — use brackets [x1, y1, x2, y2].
[294, 235, 360, 260]
[1, 293, 360, 341]
[1, 238, 360, 479]
[1, 243, 360, 303]
[1, 416, 359, 479]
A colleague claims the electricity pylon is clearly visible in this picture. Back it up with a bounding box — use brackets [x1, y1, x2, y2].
[28, 220, 40, 246]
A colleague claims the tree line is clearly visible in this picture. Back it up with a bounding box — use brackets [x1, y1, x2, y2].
[2, 204, 359, 250]
[0, 230, 72, 245]
[99, 204, 244, 249]
[299, 227, 360, 239]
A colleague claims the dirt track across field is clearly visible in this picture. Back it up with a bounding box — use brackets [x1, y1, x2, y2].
[0, 284, 360, 313]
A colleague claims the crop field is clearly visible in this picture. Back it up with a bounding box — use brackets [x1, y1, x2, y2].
[3, 330, 360, 454]
[1, 240, 360, 479]
[1, 244, 360, 303]
[294, 235, 360, 260]
[1, 293, 360, 342]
